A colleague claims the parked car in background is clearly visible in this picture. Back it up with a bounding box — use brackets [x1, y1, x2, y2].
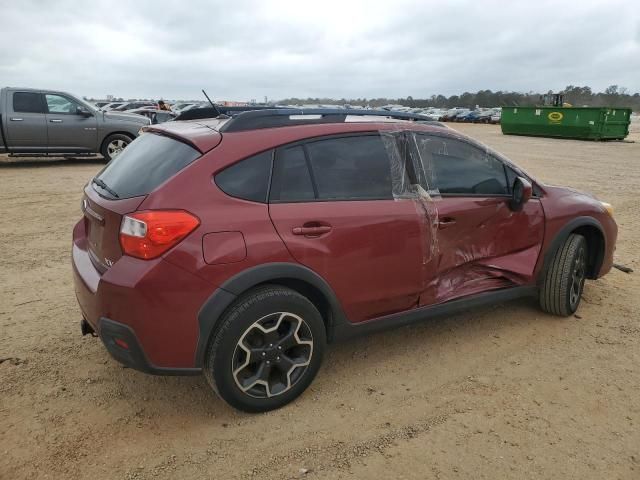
[73, 108, 616, 412]
[0, 87, 149, 161]
[422, 109, 445, 121]
[450, 109, 471, 122]
[93, 101, 111, 109]
[491, 110, 502, 124]
[474, 110, 495, 123]
[456, 110, 479, 122]
[101, 102, 126, 111]
[113, 101, 158, 112]
[439, 108, 465, 121]
[172, 102, 202, 113]
[128, 108, 177, 124]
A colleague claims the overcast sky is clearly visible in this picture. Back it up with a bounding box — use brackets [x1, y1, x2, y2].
[1, 0, 638, 101]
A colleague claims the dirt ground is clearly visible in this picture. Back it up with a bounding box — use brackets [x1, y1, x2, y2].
[1, 123, 639, 480]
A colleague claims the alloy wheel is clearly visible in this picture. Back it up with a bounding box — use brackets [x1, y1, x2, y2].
[232, 312, 313, 398]
[107, 139, 128, 158]
[569, 247, 586, 308]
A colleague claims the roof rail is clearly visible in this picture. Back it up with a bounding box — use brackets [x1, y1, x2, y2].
[175, 105, 284, 121]
[218, 108, 437, 133]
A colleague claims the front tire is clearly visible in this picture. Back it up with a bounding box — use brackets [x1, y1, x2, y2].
[101, 133, 133, 162]
[204, 286, 326, 412]
[539, 234, 587, 316]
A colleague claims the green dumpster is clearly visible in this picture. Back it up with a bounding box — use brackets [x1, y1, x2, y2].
[501, 106, 631, 140]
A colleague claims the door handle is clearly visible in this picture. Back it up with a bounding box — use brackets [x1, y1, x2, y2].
[49, 119, 63, 123]
[10, 117, 23, 121]
[437, 217, 457, 229]
[292, 225, 332, 236]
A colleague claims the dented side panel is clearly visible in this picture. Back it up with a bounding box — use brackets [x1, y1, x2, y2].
[420, 197, 544, 306]
[399, 129, 545, 307]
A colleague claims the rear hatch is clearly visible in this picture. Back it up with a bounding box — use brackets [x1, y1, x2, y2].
[82, 131, 205, 272]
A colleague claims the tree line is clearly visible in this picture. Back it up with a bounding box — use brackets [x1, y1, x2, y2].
[279, 85, 640, 111]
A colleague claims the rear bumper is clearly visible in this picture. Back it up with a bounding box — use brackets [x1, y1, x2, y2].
[72, 219, 214, 371]
[98, 318, 200, 375]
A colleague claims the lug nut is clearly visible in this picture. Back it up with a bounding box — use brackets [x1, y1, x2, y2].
[262, 352, 266, 357]
[277, 346, 282, 350]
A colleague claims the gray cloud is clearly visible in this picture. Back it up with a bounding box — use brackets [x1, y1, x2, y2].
[0, 0, 638, 101]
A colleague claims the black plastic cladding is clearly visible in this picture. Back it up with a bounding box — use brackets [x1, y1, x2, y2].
[218, 108, 440, 133]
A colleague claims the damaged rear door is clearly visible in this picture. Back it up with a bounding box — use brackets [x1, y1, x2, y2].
[409, 132, 544, 305]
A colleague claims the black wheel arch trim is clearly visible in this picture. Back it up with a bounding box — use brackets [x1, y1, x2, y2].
[538, 216, 606, 283]
[195, 262, 349, 367]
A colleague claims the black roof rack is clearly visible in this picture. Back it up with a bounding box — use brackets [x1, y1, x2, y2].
[218, 108, 440, 133]
[174, 105, 283, 121]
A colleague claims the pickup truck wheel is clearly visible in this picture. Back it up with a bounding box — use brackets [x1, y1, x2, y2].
[101, 134, 133, 162]
[204, 285, 326, 413]
[539, 234, 587, 316]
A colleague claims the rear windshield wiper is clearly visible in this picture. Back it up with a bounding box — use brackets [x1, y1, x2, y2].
[92, 177, 119, 198]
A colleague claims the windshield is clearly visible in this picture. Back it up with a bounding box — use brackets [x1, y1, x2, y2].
[93, 133, 201, 199]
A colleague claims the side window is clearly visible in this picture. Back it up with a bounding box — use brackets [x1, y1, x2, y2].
[412, 134, 508, 195]
[45, 94, 80, 114]
[270, 146, 315, 202]
[13, 92, 44, 113]
[306, 135, 393, 200]
[215, 150, 272, 202]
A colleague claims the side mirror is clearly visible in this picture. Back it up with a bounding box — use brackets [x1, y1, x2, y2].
[77, 106, 92, 117]
[510, 176, 532, 211]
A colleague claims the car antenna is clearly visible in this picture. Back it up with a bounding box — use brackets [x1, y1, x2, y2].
[202, 89, 223, 117]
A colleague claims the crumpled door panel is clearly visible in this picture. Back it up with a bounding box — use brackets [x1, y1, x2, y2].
[419, 196, 545, 306]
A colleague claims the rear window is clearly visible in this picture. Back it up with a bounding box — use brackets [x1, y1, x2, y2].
[13, 92, 44, 113]
[94, 133, 200, 199]
[305, 135, 393, 200]
[215, 150, 272, 202]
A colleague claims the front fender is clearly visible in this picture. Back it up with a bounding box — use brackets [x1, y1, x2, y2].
[537, 216, 606, 283]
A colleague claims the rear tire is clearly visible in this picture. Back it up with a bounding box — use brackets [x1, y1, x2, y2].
[539, 234, 587, 316]
[204, 285, 326, 412]
[101, 133, 133, 162]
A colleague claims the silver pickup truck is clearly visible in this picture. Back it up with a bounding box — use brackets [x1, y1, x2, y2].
[0, 87, 150, 161]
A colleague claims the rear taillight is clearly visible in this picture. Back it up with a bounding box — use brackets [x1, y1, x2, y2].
[120, 210, 200, 260]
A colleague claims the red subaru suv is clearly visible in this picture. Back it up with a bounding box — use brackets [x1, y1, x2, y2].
[72, 109, 617, 412]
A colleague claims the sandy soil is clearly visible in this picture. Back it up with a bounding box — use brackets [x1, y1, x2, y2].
[1, 124, 639, 479]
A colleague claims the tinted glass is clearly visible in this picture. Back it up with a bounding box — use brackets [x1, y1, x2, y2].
[45, 94, 79, 114]
[13, 92, 44, 113]
[95, 133, 200, 199]
[412, 134, 508, 195]
[270, 146, 315, 202]
[306, 135, 392, 200]
[215, 150, 272, 202]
